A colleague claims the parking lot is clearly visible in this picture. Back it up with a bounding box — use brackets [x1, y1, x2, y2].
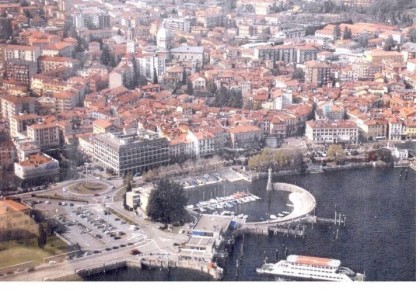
[26, 198, 147, 253]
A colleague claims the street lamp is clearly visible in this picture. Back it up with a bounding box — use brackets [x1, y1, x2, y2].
[84, 162, 89, 186]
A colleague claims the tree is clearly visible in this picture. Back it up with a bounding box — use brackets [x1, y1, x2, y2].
[178, 36, 187, 44]
[343, 26, 352, 39]
[146, 179, 187, 223]
[333, 24, 341, 40]
[408, 28, 416, 43]
[384, 35, 395, 51]
[356, 36, 369, 48]
[292, 68, 305, 80]
[38, 223, 47, 248]
[100, 45, 116, 67]
[206, 80, 217, 95]
[187, 80, 193, 95]
[326, 144, 345, 163]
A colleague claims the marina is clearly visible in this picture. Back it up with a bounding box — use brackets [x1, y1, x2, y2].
[192, 191, 261, 214]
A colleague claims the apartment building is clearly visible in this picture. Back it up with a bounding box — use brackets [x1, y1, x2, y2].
[304, 61, 331, 87]
[27, 123, 60, 149]
[4, 45, 41, 63]
[5, 59, 38, 86]
[0, 96, 37, 121]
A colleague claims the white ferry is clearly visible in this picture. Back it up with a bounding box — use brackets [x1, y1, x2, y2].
[256, 255, 365, 282]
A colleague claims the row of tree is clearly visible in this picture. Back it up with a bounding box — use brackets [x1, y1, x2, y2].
[247, 148, 304, 171]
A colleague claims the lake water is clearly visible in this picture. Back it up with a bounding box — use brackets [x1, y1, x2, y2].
[85, 166, 416, 281]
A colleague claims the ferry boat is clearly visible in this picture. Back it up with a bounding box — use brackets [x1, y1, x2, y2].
[256, 255, 365, 282]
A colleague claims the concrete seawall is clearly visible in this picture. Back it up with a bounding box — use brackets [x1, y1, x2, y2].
[244, 183, 316, 227]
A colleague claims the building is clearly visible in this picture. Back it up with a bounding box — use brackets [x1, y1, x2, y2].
[73, 7, 110, 30]
[388, 118, 405, 141]
[165, 17, 191, 33]
[189, 74, 206, 91]
[14, 140, 41, 162]
[179, 214, 233, 262]
[126, 191, 141, 211]
[305, 120, 358, 144]
[41, 42, 75, 58]
[358, 118, 388, 141]
[0, 96, 37, 121]
[38, 56, 81, 73]
[92, 130, 170, 176]
[9, 113, 42, 138]
[304, 61, 331, 87]
[0, 199, 39, 242]
[188, 130, 216, 157]
[365, 49, 404, 65]
[352, 61, 382, 81]
[156, 25, 173, 51]
[170, 45, 205, 69]
[254, 45, 296, 64]
[27, 123, 60, 149]
[195, 7, 224, 28]
[0, 141, 16, 170]
[14, 153, 59, 184]
[109, 64, 134, 89]
[228, 125, 262, 149]
[5, 59, 38, 86]
[134, 52, 166, 82]
[4, 45, 41, 63]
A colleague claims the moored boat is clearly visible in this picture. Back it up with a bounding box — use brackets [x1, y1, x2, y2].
[256, 255, 365, 282]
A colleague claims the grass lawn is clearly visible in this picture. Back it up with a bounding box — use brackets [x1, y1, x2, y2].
[0, 236, 69, 268]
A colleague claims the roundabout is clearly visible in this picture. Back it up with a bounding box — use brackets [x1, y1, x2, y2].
[67, 181, 112, 196]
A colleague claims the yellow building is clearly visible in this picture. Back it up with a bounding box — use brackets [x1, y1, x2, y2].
[404, 120, 416, 140]
[365, 49, 404, 64]
[0, 199, 39, 242]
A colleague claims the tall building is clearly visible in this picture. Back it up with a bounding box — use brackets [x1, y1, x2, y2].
[304, 61, 331, 87]
[92, 130, 170, 176]
[27, 123, 60, 149]
[73, 7, 110, 30]
[134, 52, 166, 82]
[5, 59, 38, 86]
[4, 45, 41, 63]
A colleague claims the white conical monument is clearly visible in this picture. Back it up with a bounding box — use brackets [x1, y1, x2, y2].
[266, 167, 273, 191]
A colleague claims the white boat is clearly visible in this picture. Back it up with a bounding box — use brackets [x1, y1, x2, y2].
[237, 214, 244, 219]
[256, 255, 365, 282]
[269, 215, 277, 220]
[243, 215, 248, 220]
[225, 202, 234, 208]
[241, 197, 250, 203]
[282, 211, 290, 214]
[286, 203, 294, 207]
[199, 207, 206, 212]
[216, 204, 224, 209]
[248, 196, 257, 201]
[187, 205, 194, 209]
[209, 199, 218, 204]
[277, 213, 284, 217]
